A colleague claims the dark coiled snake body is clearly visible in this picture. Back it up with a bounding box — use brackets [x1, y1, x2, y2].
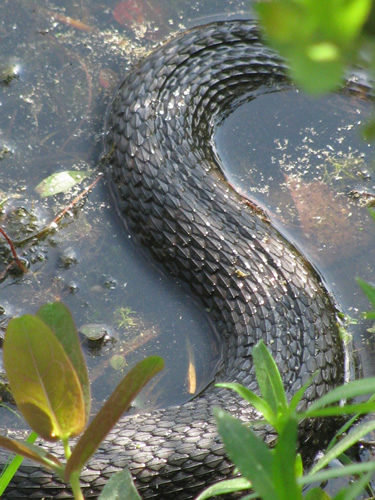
[4, 20, 350, 499]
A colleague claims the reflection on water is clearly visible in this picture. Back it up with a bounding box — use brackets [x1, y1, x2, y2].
[215, 88, 375, 377]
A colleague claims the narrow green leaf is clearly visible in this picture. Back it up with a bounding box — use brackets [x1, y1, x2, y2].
[0, 432, 38, 496]
[295, 453, 303, 478]
[0, 436, 62, 473]
[35, 170, 92, 197]
[272, 416, 302, 500]
[333, 471, 373, 500]
[37, 302, 90, 423]
[311, 419, 375, 474]
[4, 315, 85, 441]
[289, 375, 316, 413]
[195, 477, 252, 500]
[214, 408, 278, 500]
[98, 469, 141, 500]
[306, 378, 375, 412]
[325, 396, 374, 452]
[216, 382, 276, 426]
[300, 401, 375, 418]
[65, 356, 164, 482]
[252, 340, 288, 415]
[299, 462, 375, 486]
[305, 487, 332, 500]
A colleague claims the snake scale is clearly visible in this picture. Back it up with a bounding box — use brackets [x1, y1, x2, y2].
[3, 20, 350, 499]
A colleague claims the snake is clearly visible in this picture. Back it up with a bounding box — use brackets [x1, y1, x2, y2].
[3, 20, 352, 499]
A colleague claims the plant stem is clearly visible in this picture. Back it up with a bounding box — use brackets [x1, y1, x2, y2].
[62, 438, 72, 460]
[69, 471, 84, 500]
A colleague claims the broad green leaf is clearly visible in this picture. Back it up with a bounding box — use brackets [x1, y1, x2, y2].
[272, 416, 302, 500]
[335, 0, 372, 41]
[35, 170, 92, 197]
[0, 432, 38, 496]
[65, 356, 164, 482]
[4, 315, 85, 441]
[0, 436, 62, 474]
[195, 477, 252, 500]
[255, 0, 372, 94]
[99, 469, 141, 500]
[300, 462, 375, 486]
[214, 408, 278, 500]
[333, 471, 373, 500]
[37, 302, 90, 423]
[305, 377, 375, 412]
[252, 341, 288, 416]
[311, 419, 375, 474]
[305, 488, 332, 500]
[215, 382, 276, 426]
[288, 50, 343, 94]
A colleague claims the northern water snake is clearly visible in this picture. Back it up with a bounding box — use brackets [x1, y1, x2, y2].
[4, 20, 351, 499]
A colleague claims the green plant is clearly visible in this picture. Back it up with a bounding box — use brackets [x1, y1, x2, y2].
[0, 302, 164, 499]
[197, 340, 375, 500]
[255, 0, 372, 94]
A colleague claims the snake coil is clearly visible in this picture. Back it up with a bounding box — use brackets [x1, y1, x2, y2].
[4, 20, 349, 499]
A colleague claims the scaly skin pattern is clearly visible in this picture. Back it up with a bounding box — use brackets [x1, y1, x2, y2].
[3, 21, 347, 499]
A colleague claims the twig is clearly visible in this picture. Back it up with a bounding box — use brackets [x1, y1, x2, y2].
[0, 174, 102, 281]
[0, 227, 27, 274]
[17, 174, 103, 245]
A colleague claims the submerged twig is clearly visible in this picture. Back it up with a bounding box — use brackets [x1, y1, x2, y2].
[0, 227, 27, 274]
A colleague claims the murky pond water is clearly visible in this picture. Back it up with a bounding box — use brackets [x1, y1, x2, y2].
[0, 0, 375, 469]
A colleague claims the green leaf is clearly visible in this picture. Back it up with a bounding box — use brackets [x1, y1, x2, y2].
[0, 436, 63, 474]
[288, 51, 343, 94]
[300, 401, 375, 418]
[255, 0, 372, 94]
[65, 356, 164, 482]
[295, 453, 303, 478]
[37, 302, 90, 424]
[289, 375, 316, 413]
[4, 315, 85, 441]
[272, 416, 302, 500]
[252, 341, 288, 416]
[214, 408, 278, 500]
[0, 432, 38, 496]
[305, 377, 375, 413]
[334, 0, 372, 41]
[357, 278, 375, 316]
[195, 477, 252, 500]
[305, 488, 332, 500]
[215, 382, 276, 426]
[333, 471, 373, 500]
[310, 419, 375, 474]
[98, 469, 141, 500]
[35, 170, 92, 197]
[299, 461, 375, 486]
